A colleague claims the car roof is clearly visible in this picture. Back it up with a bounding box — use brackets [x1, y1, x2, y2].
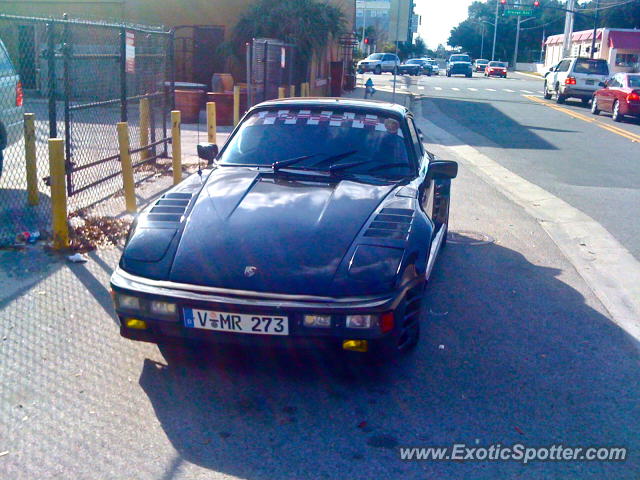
[252, 97, 410, 117]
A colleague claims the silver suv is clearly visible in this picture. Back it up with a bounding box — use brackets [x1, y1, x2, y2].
[0, 38, 24, 177]
[544, 57, 610, 104]
[357, 53, 400, 75]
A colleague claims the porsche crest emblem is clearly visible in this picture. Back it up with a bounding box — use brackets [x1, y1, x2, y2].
[244, 266, 258, 277]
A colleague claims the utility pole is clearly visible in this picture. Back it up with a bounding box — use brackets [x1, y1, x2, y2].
[491, 0, 499, 61]
[480, 23, 485, 59]
[392, 0, 401, 102]
[512, 15, 521, 69]
[540, 27, 545, 63]
[562, 0, 576, 57]
[589, 0, 600, 59]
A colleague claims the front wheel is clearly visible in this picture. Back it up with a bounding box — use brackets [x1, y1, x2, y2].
[374, 65, 382, 75]
[466, 73, 472, 78]
[591, 96, 600, 115]
[612, 100, 624, 122]
[581, 98, 590, 106]
[446, 71, 451, 77]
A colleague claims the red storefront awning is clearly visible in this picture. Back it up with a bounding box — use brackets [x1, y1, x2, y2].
[608, 31, 640, 49]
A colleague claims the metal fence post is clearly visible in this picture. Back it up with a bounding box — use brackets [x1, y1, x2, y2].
[139, 97, 150, 161]
[62, 14, 73, 196]
[119, 27, 128, 122]
[206, 102, 217, 143]
[48, 138, 69, 249]
[24, 114, 39, 206]
[171, 110, 182, 185]
[46, 22, 57, 139]
[117, 122, 136, 213]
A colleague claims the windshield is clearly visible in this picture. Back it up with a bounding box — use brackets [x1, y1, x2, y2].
[476, 59, 489, 64]
[367, 53, 384, 60]
[489, 62, 507, 67]
[450, 55, 471, 62]
[218, 109, 412, 180]
[627, 75, 640, 88]
[406, 59, 421, 64]
[574, 59, 609, 75]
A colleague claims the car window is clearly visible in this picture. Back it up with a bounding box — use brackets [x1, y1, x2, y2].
[628, 75, 640, 88]
[406, 59, 421, 64]
[219, 109, 412, 180]
[368, 53, 384, 60]
[0, 42, 15, 77]
[489, 62, 507, 67]
[557, 60, 571, 72]
[407, 118, 423, 158]
[573, 59, 609, 75]
[450, 55, 470, 62]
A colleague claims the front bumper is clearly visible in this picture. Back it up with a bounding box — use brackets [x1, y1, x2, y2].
[111, 268, 415, 349]
[487, 70, 506, 76]
[448, 65, 472, 75]
[357, 63, 379, 72]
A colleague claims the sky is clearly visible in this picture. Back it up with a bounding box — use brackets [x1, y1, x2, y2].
[414, 0, 475, 49]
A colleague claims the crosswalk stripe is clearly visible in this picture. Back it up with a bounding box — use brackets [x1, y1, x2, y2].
[504, 89, 515, 92]
[538, 90, 544, 94]
[468, 88, 478, 91]
[521, 89, 533, 93]
[418, 86, 424, 90]
[451, 87, 460, 91]
[434, 86, 443, 90]
[486, 88, 496, 91]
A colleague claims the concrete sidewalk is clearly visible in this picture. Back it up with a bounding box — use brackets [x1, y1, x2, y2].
[0, 91, 638, 479]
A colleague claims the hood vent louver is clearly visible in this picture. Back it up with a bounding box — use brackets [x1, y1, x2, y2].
[364, 208, 413, 240]
[147, 192, 192, 224]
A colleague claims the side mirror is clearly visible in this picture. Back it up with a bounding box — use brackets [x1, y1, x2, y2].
[427, 160, 458, 180]
[197, 143, 218, 165]
[599, 81, 606, 87]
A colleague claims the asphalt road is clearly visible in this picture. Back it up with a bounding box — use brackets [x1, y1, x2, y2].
[363, 70, 640, 261]
[0, 79, 639, 479]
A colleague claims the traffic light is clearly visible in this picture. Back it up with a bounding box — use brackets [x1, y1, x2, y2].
[499, 0, 507, 14]
[364, 37, 369, 45]
[533, 0, 540, 6]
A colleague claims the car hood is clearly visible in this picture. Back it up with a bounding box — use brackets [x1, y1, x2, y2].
[165, 168, 396, 295]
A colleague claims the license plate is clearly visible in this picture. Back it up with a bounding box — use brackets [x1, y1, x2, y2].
[183, 308, 289, 335]
[586, 79, 594, 85]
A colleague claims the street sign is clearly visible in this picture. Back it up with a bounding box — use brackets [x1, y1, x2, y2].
[504, 8, 533, 15]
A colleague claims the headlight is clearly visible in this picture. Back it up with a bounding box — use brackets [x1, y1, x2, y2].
[150, 300, 177, 316]
[117, 294, 140, 311]
[303, 314, 331, 328]
[346, 314, 378, 329]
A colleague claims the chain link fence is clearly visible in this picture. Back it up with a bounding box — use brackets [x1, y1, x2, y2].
[0, 14, 173, 246]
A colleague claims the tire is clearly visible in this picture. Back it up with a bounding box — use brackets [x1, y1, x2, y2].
[555, 88, 566, 104]
[357, 68, 364, 74]
[581, 98, 590, 106]
[374, 65, 381, 75]
[446, 71, 451, 77]
[466, 73, 472, 78]
[591, 96, 600, 115]
[543, 82, 552, 99]
[612, 100, 624, 122]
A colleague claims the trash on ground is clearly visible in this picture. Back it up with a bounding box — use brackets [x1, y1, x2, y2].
[438, 344, 445, 350]
[67, 253, 88, 263]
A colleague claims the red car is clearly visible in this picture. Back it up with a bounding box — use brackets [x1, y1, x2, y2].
[485, 61, 507, 78]
[591, 72, 640, 122]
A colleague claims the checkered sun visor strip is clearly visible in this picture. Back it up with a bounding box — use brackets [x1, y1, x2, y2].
[245, 110, 405, 137]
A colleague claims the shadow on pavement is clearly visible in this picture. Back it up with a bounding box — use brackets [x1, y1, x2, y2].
[422, 97, 561, 150]
[139, 239, 639, 479]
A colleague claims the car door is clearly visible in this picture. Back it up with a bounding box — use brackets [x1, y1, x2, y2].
[552, 60, 571, 89]
[600, 75, 618, 111]
[406, 117, 433, 217]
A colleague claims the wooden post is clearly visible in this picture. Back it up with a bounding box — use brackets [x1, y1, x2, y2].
[139, 97, 150, 161]
[171, 110, 182, 185]
[24, 113, 39, 206]
[48, 139, 69, 249]
[206, 102, 217, 143]
[278, 86, 286, 98]
[117, 122, 136, 213]
[289, 85, 295, 97]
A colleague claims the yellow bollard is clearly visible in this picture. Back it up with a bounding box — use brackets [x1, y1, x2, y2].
[233, 86, 240, 126]
[48, 138, 69, 249]
[278, 86, 286, 99]
[206, 102, 217, 144]
[24, 113, 39, 206]
[139, 97, 150, 162]
[300, 83, 306, 97]
[171, 110, 182, 185]
[117, 122, 136, 214]
[290, 85, 295, 97]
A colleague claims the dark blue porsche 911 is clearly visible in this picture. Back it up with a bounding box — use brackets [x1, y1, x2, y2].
[110, 97, 457, 358]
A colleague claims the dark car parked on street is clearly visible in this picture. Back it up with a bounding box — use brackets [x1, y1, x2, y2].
[591, 72, 640, 122]
[0, 38, 24, 177]
[111, 98, 458, 359]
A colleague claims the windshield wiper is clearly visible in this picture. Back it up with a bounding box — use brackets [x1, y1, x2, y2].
[312, 150, 358, 168]
[329, 159, 410, 175]
[272, 154, 316, 171]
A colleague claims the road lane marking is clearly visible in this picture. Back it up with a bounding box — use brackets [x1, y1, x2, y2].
[451, 87, 460, 91]
[468, 88, 478, 91]
[486, 88, 496, 91]
[418, 86, 424, 90]
[504, 89, 515, 92]
[520, 90, 533, 93]
[538, 90, 544, 94]
[415, 99, 640, 340]
[434, 87, 443, 91]
[524, 95, 640, 143]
